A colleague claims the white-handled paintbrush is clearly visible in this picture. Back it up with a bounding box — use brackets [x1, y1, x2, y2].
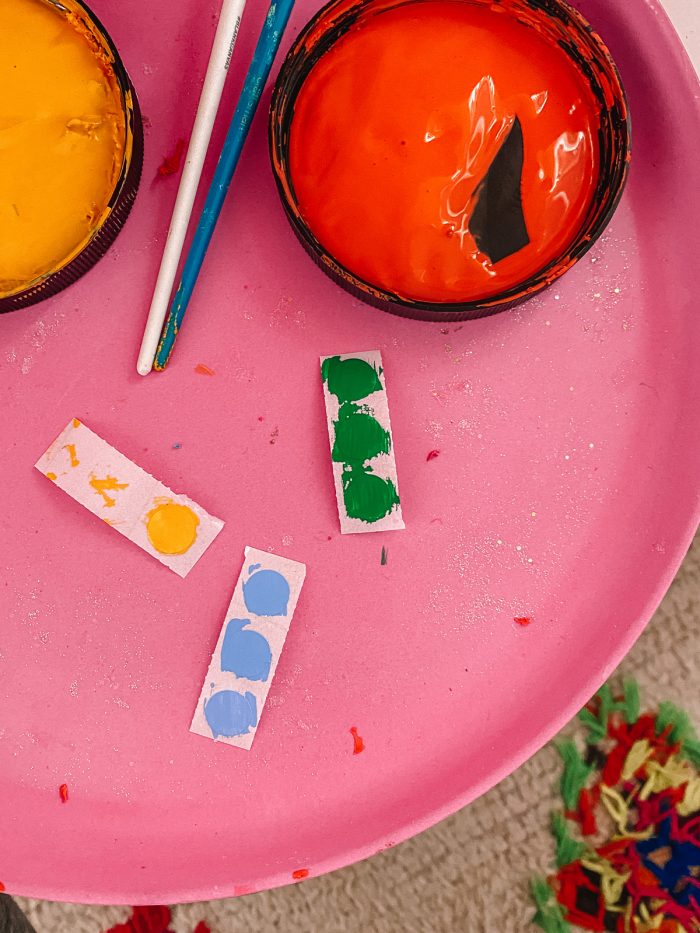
[136, 0, 247, 376]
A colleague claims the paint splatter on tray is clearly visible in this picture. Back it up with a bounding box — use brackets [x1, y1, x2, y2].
[157, 138, 186, 178]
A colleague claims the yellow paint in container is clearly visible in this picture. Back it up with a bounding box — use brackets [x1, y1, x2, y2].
[0, 0, 142, 311]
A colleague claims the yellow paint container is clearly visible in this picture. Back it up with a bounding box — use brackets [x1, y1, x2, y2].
[0, 0, 143, 312]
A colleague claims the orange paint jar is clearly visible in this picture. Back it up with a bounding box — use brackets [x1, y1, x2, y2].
[270, 0, 630, 321]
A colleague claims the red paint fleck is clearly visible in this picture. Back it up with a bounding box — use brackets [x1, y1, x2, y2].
[105, 905, 172, 933]
[0, 881, 5, 893]
[426, 449, 441, 461]
[59, 783, 69, 803]
[194, 923, 211, 933]
[292, 868, 309, 880]
[514, 616, 532, 626]
[350, 726, 365, 754]
[157, 138, 186, 178]
[258, 416, 264, 422]
[194, 363, 215, 376]
[233, 884, 255, 896]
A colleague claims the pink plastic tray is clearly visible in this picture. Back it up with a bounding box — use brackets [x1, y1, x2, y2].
[1, 0, 699, 905]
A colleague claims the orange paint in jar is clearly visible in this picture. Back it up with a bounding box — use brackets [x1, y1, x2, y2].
[282, 0, 626, 304]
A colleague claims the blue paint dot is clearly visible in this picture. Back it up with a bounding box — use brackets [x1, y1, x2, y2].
[221, 619, 272, 682]
[204, 690, 257, 738]
[243, 569, 290, 616]
[248, 563, 262, 574]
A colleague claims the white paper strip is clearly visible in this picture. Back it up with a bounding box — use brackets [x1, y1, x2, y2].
[35, 419, 224, 577]
[190, 546, 306, 750]
[321, 350, 404, 534]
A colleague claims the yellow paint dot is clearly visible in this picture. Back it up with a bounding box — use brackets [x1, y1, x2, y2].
[146, 501, 199, 555]
[72, 418, 81, 429]
[46, 472, 57, 481]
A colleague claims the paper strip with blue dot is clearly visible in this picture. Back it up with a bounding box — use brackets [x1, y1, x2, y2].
[190, 546, 307, 750]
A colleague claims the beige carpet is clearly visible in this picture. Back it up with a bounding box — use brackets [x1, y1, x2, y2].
[14, 532, 700, 933]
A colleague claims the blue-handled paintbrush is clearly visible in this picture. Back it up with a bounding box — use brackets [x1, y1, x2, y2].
[151, 0, 296, 372]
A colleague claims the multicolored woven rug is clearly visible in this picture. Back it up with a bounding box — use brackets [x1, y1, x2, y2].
[533, 684, 700, 932]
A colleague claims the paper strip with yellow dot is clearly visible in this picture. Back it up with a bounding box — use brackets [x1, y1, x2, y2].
[35, 419, 224, 577]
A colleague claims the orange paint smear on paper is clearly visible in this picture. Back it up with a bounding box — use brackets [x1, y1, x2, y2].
[89, 474, 129, 507]
[64, 444, 79, 467]
[289, 0, 600, 303]
[46, 472, 57, 481]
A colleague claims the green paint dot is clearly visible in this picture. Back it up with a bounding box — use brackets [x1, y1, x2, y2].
[321, 356, 382, 403]
[332, 409, 391, 463]
[342, 469, 400, 523]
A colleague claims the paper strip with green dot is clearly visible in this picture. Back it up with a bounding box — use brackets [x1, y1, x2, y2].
[321, 351, 404, 534]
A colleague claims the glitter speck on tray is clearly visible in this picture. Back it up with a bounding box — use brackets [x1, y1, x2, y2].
[172, 442, 182, 449]
[350, 726, 365, 754]
[59, 783, 69, 803]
